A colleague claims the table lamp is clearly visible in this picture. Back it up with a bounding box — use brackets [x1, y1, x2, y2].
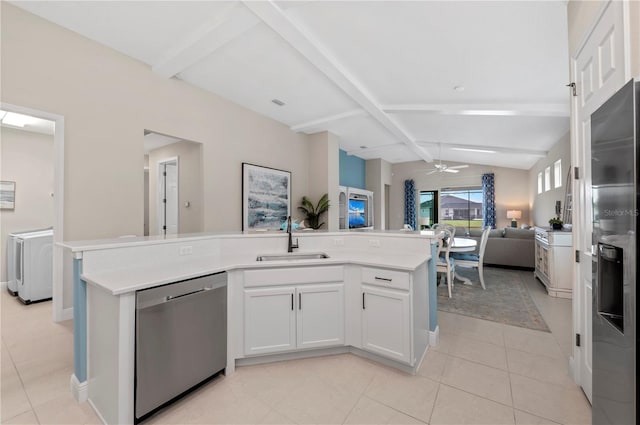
[419, 217, 430, 229]
[507, 210, 522, 228]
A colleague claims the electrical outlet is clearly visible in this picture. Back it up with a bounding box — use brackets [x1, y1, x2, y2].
[179, 246, 193, 255]
[369, 239, 380, 247]
[334, 238, 344, 246]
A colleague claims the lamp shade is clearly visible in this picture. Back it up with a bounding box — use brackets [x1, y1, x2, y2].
[507, 210, 522, 220]
[419, 217, 430, 226]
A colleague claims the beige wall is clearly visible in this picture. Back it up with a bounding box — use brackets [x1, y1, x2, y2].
[366, 158, 392, 230]
[308, 132, 340, 231]
[390, 161, 530, 230]
[1, 3, 311, 241]
[0, 127, 54, 282]
[148, 140, 203, 235]
[568, 0, 640, 76]
[529, 133, 571, 227]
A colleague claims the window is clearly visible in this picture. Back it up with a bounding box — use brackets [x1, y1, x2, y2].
[537, 172, 543, 194]
[419, 191, 438, 228]
[554, 159, 562, 188]
[545, 167, 551, 192]
[440, 187, 483, 231]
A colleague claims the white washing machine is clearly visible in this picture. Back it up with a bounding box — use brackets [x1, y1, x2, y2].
[15, 230, 53, 304]
[6, 228, 52, 296]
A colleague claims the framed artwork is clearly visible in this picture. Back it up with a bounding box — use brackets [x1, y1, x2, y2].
[242, 163, 291, 231]
[0, 181, 16, 210]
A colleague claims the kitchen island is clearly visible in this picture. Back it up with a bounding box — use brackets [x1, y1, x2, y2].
[61, 230, 440, 425]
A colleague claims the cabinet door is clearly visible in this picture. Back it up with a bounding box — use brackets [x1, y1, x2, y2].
[296, 284, 345, 349]
[244, 287, 296, 355]
[361, 285, 411, 364]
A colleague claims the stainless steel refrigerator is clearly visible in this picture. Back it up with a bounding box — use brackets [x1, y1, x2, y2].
[591, 78, 639, 425]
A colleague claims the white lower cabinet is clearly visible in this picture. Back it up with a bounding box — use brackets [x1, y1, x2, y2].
[244, 286, 296, 355]
[244, 283, 344, 355]
[361, 284, 411, 364]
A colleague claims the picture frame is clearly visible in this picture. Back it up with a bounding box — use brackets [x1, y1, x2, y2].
[242, 163, 291, 231]
[0, 181, 16, 210]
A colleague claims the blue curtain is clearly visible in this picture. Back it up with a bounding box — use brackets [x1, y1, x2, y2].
[404, 179, 416, 230]
[482, 173, 496, 229]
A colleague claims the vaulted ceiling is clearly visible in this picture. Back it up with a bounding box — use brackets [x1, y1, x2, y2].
[11, 1, 570, 169]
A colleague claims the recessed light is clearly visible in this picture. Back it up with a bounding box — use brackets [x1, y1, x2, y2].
[451, 147, 496, 154]
[453, 85, 465, 92]
[359, 145, 368, 149]
[271, 99, 285, 106]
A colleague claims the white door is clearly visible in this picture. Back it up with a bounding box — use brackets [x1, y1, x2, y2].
[157, 159, 178, 235]
[361, 285, 411, 364]
[571, 0, 629, 403]
[244, 287, 296, 355]
[296, 284, 345, 349]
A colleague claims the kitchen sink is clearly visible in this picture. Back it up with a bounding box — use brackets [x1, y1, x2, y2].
[256, 252, 330, 261]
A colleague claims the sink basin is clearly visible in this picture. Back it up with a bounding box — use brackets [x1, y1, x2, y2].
[256, 252, 330, 262]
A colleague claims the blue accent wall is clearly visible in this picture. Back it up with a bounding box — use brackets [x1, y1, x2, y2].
[339, 149, 366, 189]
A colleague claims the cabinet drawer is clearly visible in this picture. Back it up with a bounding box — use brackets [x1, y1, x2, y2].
[244, 266, 344, 287]
[361, 267, 410, 291]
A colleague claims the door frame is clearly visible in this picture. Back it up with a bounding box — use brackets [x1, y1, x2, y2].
[569, 0, 631, 396]
[156, 157, 179, 235]
[1, 102, 67, 321]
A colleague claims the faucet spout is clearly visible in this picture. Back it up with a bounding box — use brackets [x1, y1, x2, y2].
[287, 216, 299, 253]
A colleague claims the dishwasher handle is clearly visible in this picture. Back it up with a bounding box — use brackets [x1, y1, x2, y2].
[164, 287, 209, 302]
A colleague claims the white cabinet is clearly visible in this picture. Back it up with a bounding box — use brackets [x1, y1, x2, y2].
[244, 287, 296, 355]
[360, 266, 412, 364]
[243, 267, 345, 356]
[297, 284, 344, 349]
[534, 228, 573, 298]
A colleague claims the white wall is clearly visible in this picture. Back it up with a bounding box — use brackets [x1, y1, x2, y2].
[0, 3, 311, 242]
[390, 160, 530, 230]
[366, 158, 392, 230]
[148, 140, 203, 235]
[529, 133, 571, 227]
[0, 127, 54, 282]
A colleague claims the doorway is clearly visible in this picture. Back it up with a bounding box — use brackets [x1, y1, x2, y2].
[157, 158, 179, 235]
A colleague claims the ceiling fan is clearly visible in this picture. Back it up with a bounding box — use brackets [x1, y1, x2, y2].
[425, 144, 469, 175]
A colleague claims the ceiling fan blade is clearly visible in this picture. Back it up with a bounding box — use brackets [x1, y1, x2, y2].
[448, 164, 469, 169]
[434, 164, 444, 169]
[426, 170, 438, 175]
[444, 169, 459, 173]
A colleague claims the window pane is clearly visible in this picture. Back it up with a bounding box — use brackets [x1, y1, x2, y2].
[440, 188, 483, 232]
[537, 172, 543, 194]
[545, 167, 551, 192]
[554, 159, 562, 188]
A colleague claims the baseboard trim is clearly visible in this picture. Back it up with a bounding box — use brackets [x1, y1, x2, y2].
[429, 325, 440, 346]
[485, 264, 535, 272]
[70, 374, 88, 402]
[88, 399, 107, 425]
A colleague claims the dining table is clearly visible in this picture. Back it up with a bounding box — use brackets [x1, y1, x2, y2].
[449, 237, 478, 285]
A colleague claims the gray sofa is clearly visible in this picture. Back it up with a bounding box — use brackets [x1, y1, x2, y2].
[466, 227, 535, 269]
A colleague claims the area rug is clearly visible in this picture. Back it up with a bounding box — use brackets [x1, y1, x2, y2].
[437, 267, 550, 332]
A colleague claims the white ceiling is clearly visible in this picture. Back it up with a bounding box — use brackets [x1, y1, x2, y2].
[12, 1, 570, 170]
[143, 132, 183, 154]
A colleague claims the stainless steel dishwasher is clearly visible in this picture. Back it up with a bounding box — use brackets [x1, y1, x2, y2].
[135, 272, 227, 422]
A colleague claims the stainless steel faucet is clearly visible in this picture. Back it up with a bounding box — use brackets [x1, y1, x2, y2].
[287, 216, 299, 253]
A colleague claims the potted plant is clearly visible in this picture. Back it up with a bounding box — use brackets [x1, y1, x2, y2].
[549, 217, 563, 230]
[298, 194, 330, 230]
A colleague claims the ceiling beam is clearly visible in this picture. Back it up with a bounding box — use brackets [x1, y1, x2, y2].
[290, 109, 366, 133]
[242, 1, 433, 162]
[382, 103, 570, 117]
[416, 141, 548, 157]
[152, 3, 260, 78]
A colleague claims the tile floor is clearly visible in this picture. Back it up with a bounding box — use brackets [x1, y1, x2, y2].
[1, 269, 591, 424]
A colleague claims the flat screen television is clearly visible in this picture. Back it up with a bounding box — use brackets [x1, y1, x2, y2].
[348, 199, 367, 228]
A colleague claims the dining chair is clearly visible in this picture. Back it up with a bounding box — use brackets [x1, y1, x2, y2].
[432, 223, 456, 239]
[436, 228, 455, 298]
[450, 226, 491, 289]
